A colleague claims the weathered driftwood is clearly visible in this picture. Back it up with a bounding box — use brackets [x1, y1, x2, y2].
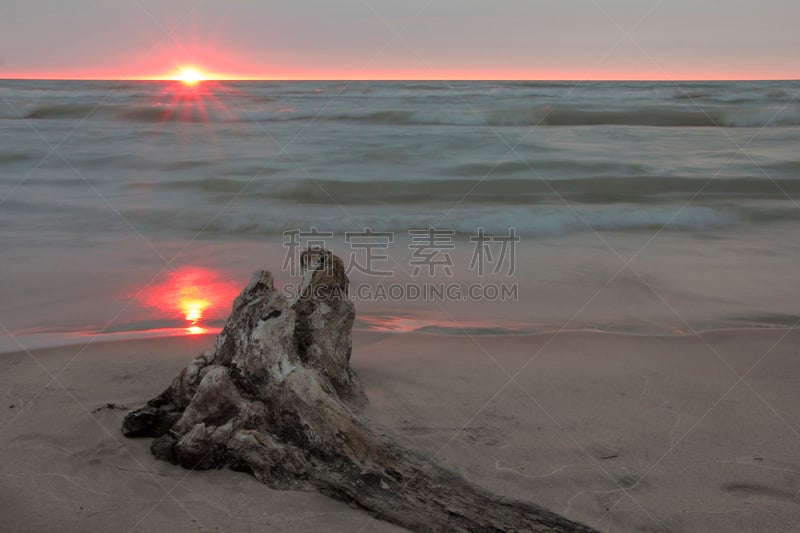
[122, 250, 596, 532]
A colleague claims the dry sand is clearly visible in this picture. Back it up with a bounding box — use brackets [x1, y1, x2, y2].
[1, 329, 799, 532]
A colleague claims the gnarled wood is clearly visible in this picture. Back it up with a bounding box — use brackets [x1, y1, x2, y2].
[123, 250, 597, 532]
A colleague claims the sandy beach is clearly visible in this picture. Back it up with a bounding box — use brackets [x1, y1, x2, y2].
[2, 328, 799, 532]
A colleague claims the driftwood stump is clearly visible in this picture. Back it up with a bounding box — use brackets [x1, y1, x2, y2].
[122, 250, 597, 532]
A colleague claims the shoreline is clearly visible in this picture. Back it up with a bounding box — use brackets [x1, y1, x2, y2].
[2, 322, 798, 357]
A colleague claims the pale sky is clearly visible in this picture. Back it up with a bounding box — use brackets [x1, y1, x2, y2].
[0, 0, 797, 80]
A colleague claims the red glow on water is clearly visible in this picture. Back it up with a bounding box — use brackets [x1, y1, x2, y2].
[358, 313, 525, 334]
[149, 76, 223, 126]
[358, 315, 436, 333]
[140, 65, 252, 141]
[137, 267, 240, 334]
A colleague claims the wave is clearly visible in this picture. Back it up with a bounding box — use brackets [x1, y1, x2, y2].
[6, 176, 100, 187]
[762, 160, 800, 176]
[401, 83, 453, 91]
[24, 104, 104, 119]
[117, 175, 800, 206]
[119, 106, 238, 123]
[672, 87, 793, 103]
[146, 177, 248, 193]
[114, 204, 741, 239]
[0, 152, 38, 164]
[541, 108, 729, 127]
[20, 100, 800, 128]
[443, 160, 649, 178]
[491, 108, 720, 127]
[279, 106, 800, 128]
[673, 90, 716, 100]
[8, 195, 797, 240]
[127, 169, 281, 191]
[330, 110, 419, 125]
[21, 103, 241, 123]
[227, 177, 800, 206]
[719, 108, 800, 127]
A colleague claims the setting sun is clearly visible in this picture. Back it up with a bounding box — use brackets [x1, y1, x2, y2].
[175, 67, 206, 85]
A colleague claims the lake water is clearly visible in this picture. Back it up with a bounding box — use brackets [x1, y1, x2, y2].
[1, 80, 799, 352]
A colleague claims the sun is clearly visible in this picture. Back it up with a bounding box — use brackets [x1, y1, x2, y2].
[175, 66, 207, 85]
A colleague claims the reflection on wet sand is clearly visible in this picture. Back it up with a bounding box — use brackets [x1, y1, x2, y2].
[136, 266, 240, 335]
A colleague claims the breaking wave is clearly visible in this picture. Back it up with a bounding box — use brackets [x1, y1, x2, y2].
[18, 102, 800, 128]
[302, 106, 800, 128]
[0, 152, 39, 164]
[150, 176, 800, 206]
[21, 103, 242, 123]
[24, 104, 104, 119]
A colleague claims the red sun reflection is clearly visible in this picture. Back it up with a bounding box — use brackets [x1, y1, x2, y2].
[137, 267, 241, 335]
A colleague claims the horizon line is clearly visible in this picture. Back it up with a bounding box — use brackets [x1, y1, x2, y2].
[2, 76, 799, 83]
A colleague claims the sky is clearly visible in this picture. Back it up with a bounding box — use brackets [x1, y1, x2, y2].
[0, 0, 797, 80]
